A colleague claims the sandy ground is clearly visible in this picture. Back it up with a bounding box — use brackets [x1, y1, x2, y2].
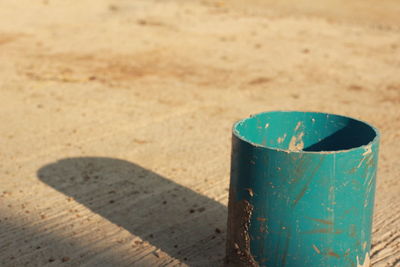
[0, 0, 399, 266]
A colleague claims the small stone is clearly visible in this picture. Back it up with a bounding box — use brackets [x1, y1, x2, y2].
[153, 250, 160, 258]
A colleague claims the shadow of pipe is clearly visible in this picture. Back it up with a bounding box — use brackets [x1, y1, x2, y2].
[36, 157, 227, 266]
[0, 213, 143, 267]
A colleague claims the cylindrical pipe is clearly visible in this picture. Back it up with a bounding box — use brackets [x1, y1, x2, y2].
[226, 111, 379, 267]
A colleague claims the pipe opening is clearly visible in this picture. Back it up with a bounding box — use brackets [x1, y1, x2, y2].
[233, 111, 378, 153]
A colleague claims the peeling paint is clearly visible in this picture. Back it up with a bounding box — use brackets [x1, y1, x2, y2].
[362, 145, 372, 156]
[288, 132, 304, 151]
[294, 121, 302, 131]
[356, 253, 370, 267]
[277, 133, 287, 144]
[358, 145, 373, 168]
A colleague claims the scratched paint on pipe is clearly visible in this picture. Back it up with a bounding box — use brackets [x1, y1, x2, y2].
[226, 111, 380, 267]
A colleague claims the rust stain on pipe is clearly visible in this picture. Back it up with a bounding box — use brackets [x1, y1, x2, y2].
[292, 157, 325, 207]
[327, 250, 340, 258]
[308, 217, 334, 225]
[302, 228, 342, 234]
[226, 197, 258, 266]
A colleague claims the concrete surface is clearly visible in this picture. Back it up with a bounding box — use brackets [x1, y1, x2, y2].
[0, 0, 399, 266]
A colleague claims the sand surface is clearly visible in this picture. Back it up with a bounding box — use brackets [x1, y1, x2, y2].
[0, 0, 399, 266]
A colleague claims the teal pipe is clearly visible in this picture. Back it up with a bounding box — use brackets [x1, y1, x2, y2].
[226, 111, 379, 267]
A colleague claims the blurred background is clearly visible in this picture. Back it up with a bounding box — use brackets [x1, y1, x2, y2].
[0, 0, 399, 266]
